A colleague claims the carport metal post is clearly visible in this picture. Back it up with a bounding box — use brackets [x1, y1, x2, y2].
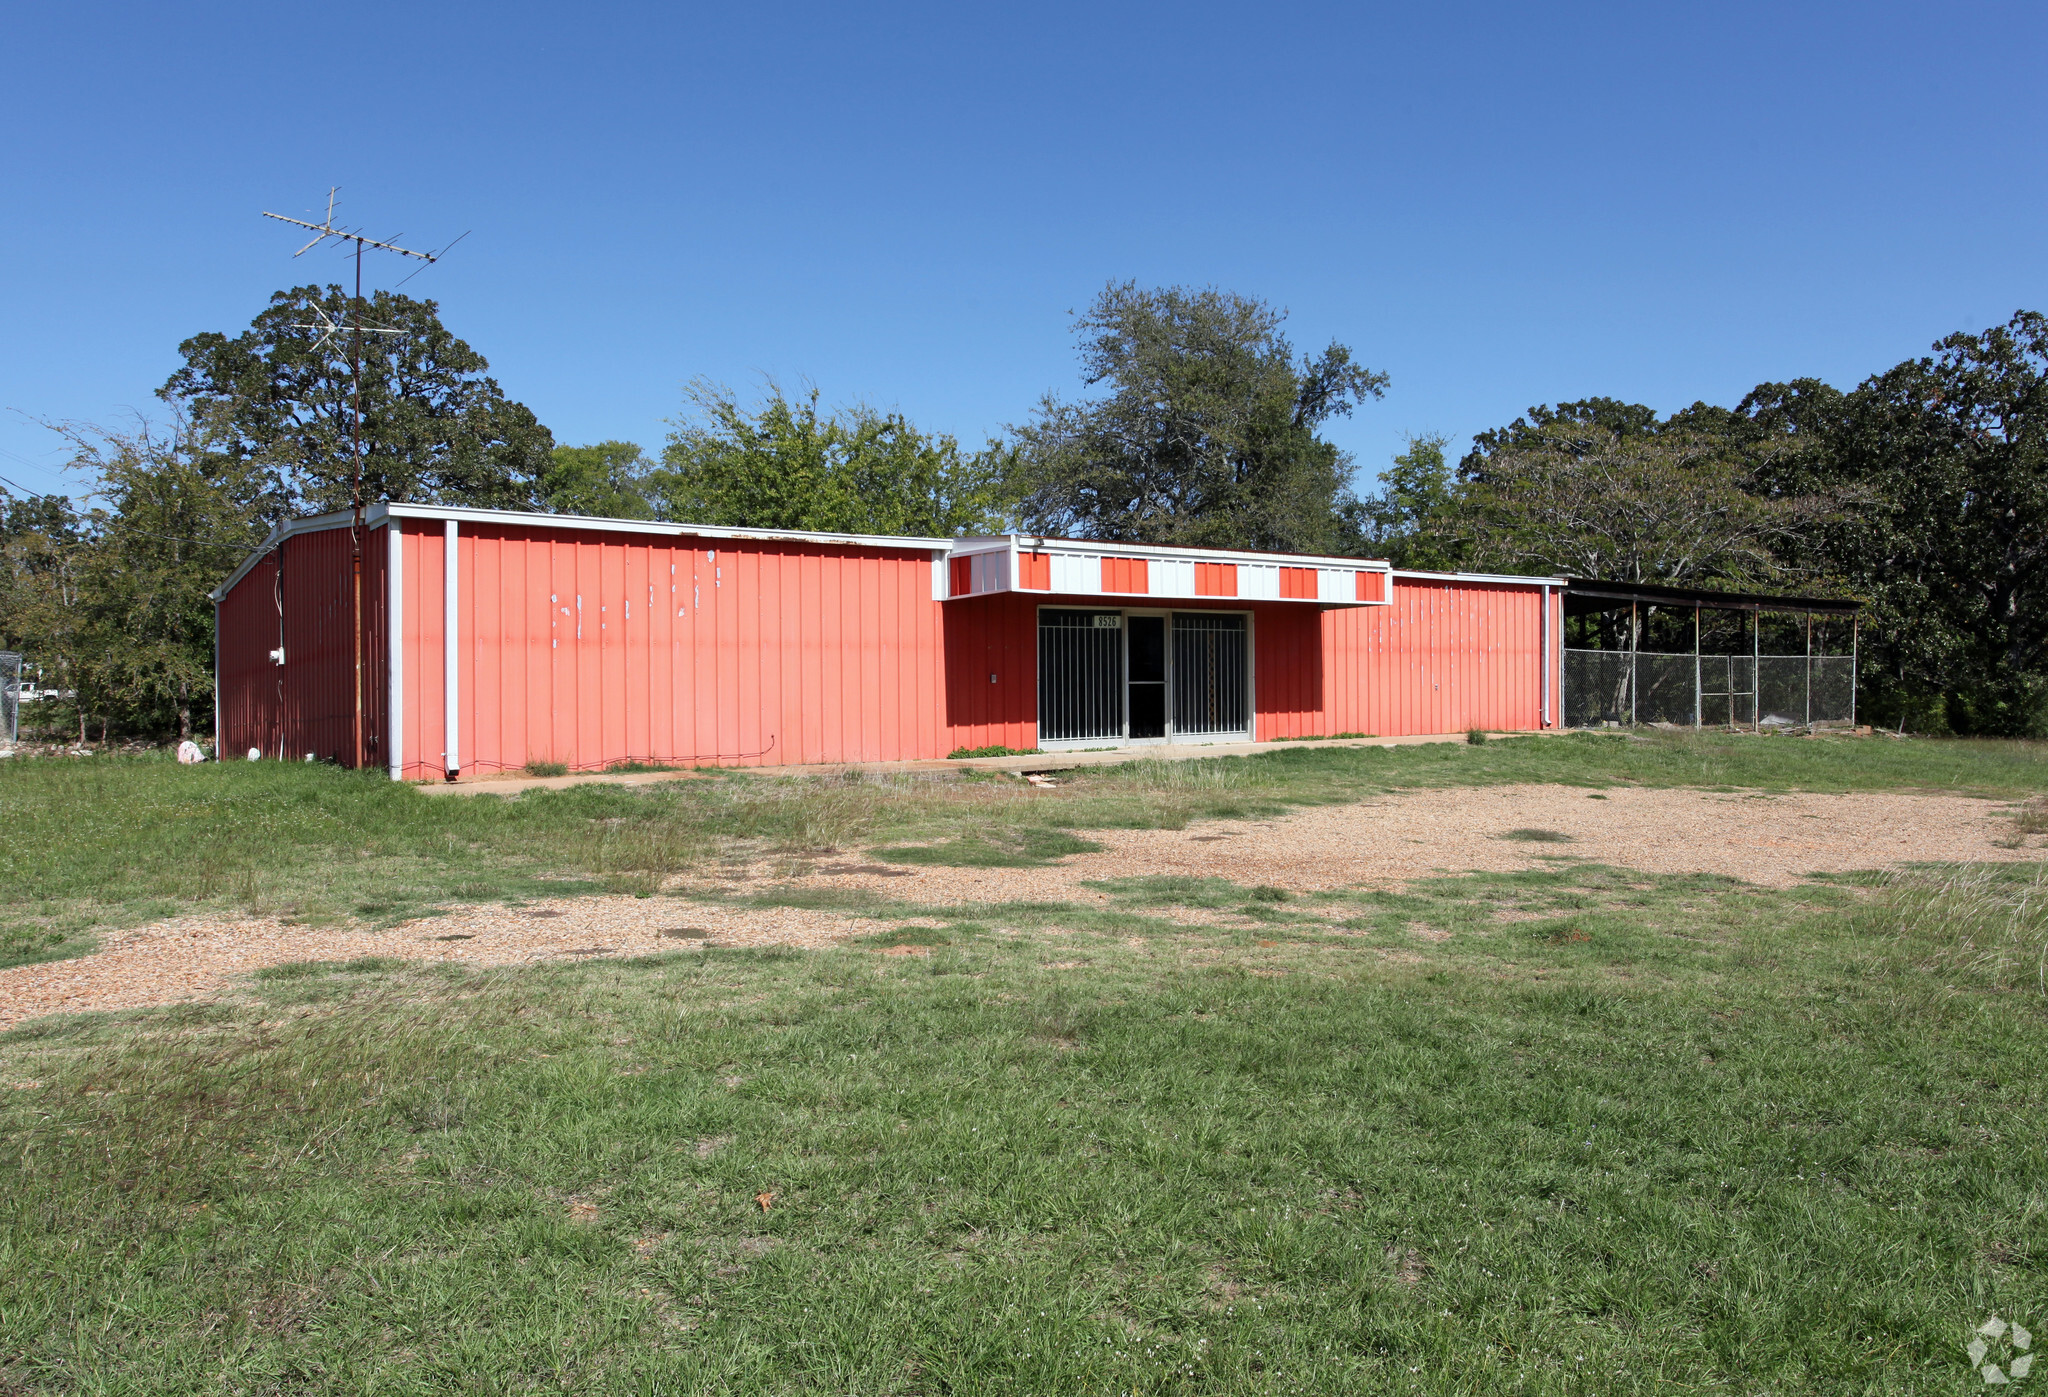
[1805, 614, 1813, 728]
[1630, 600, 1639, 726]
[1752, 608, 1760, 731]
[1850, 616, 1860, 727]
[1693, 605, 1702, 728]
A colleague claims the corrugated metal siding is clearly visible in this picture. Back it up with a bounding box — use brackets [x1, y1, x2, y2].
[1252, 604, 1324, 739]
[216, 554, 282, 759]
[1322, 578, 1547, 736]
[277, 526, 364, 764]
[941, 592, 1038, 752]
[395, 524, 948, 776]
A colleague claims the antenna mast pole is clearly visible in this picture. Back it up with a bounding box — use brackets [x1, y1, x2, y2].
[262, 190, 445, 772]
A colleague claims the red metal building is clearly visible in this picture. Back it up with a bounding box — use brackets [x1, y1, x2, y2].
[211, 505, 1563, 779]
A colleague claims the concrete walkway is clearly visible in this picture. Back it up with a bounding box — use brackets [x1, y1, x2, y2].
[415, 729, 1549, 797]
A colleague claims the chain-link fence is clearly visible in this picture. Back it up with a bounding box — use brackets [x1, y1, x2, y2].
[1565, 648, 1856, 729]
[0, 652, 18, 747]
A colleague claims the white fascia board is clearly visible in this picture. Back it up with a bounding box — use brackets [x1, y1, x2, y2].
[1392, 567, 1567, 586]
[211, 502, 958, 602]
[1013, 535, 1391, 571]
[382, 504, 951, 551]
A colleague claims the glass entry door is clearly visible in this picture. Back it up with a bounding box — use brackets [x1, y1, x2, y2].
[1126, 615, 1167, 741]
[1037, 608, 1252, 747]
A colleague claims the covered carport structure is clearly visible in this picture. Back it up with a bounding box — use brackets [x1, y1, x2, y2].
[1560, 578, 1862, 730]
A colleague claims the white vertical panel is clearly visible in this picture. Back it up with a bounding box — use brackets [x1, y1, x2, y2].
[1241, 564, 1280, 599]
[1318, 568, 1352, 602]
[973, 551, 1006, 593]
[1157, 558, 1195, 597]
[1050, 551, 1089, 594]
[387, 523, 403, 780]
[1081, 555, 1102, 595]
[443, 519, 459, 778]
[931, 553, 948, 600]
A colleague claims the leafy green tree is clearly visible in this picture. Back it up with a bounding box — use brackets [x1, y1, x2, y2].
[1344, 433, 1467, 568]
[543, 441, 655, 519]
[1011, 282, 1386, 552]
[0, 489, 90, 742]
[160, 285, 556, 523]
[68, 418, 271, 739]
[1742, 313, 2048, 734]
[652, 380, 1008, 536]
[1453, 403, 1823, 585]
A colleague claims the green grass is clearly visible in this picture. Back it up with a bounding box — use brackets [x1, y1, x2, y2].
[4, 731, 2047, 971]
[4, 859, 2045, 1392]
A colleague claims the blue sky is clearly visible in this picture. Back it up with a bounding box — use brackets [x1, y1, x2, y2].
[3, 2, 2044, 503]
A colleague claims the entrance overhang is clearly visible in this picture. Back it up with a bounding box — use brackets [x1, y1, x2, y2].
[939, 535, 1392, 607]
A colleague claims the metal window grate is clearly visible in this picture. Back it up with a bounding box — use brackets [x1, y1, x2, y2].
[1038, 610, 1125, 742]
[1172, 612, 1248, 736]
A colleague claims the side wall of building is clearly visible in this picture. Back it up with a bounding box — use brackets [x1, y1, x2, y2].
[216, 554, 281, 759]
[218, 527, 384, 766]
[394, 522, 949, 777]
[1316, 578, 1559, 737]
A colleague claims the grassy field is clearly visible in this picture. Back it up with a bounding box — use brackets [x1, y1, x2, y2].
[2, 734, 2046, 1393]
[4, 729, 2046, 969]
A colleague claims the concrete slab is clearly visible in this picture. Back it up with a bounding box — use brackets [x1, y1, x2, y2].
[413, 730, 1553, 797]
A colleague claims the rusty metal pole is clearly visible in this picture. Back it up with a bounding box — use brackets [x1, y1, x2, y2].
[349, 237, 366, 770]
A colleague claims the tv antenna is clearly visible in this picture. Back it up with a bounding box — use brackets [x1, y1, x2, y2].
[261, 187, 466, 772]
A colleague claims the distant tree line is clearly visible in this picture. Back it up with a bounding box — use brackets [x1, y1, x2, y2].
[4, 281, 2045, 740]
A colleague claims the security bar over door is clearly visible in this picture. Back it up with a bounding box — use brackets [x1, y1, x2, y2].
[1037, 609, 1125, 743]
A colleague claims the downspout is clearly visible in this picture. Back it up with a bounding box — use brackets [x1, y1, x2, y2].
[1539, 583, 1552, 728]
[388, 522, 404, 781]
[212, 593, 221, 757]
[443, 518, 459, 781]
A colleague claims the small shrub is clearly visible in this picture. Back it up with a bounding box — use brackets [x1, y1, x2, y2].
[947, 745, 1041, 759]
[524, 760, 569, 777]
[1466, 728, 1488, 745]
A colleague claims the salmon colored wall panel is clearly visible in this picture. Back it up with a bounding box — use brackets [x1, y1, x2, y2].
[1102, 557, 1149, 594]
[941, 592, 1037, 752]
[1279, 567, 1317, 600]
[1195, 562, 1237, 597]
[1319, 578, 1548, 738]
[389, 526, 949, 775]
[1019, 551, 1051, 590]
[1355, 571, 1385, 602]
[1251, 603, 1324, 739]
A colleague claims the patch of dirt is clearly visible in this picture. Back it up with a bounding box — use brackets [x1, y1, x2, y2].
[0, 784, 2025, 1034]
[705, 784, 2028, 905]
[0, 899, 905, 1032]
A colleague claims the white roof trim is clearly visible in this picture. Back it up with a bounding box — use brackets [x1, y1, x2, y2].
[1392, 568, 1565, 586]
[958, 534, 1393, 571]
[210, 502, 955, 601]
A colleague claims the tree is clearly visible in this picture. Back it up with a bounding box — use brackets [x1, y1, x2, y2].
[160, 285, 556, 524]
[1453, 404, 1823, 586]
[67, 417, 271, 739]
[1011, 282, 1386, 553]
[651, 379, 1009, 536]
[0, 489, 90, 742]
[1344, 433, 1467, 569]
[1742, 313, 2048, 734]
[543, 441, 655, 519]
